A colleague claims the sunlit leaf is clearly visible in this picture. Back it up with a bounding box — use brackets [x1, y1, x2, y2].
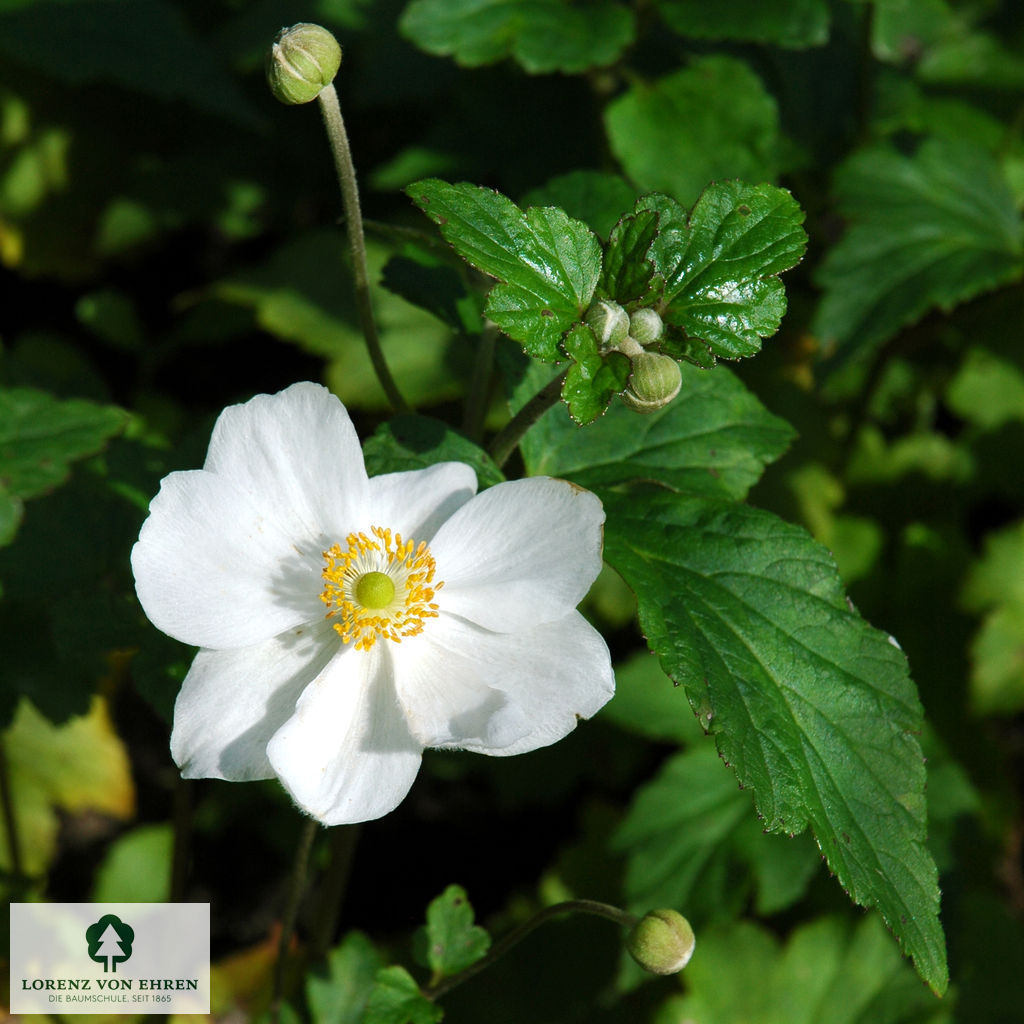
[308, 931, 384, 1024]
[365, 966, 442, 1024]
[561, 323, 631, 424]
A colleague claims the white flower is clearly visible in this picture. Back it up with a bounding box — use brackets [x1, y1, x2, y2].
[131, 382, 614, 825]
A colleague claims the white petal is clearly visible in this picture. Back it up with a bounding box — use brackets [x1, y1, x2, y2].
[430, 478, 605, 631]
[266, 645, 423, 825]
[170, 621, 338, 781]
[132, 469, 324, 648]
[368, 462, 477, 540]
[203, 382, 370, 546]
[393, 610, 614, 755]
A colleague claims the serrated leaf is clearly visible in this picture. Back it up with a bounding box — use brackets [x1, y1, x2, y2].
[407, 179, 602, 361]
[522, 171, 638, 239]
[605, 57, 785, 207]
[421, 884, 490, 980]
[561, 323, 631, 424]
[308, 931, 384, 1024]
[813, 138, 1024, 372]
[654, 0, 829, 49]
[603, 490, 947, 994]
[362, 415, 504, 490]
[614, 745, 821, 923]
[665, 916, 951, 1024]
[399, 0, 635, 74]
[522, 360, 794, 500]
[599, 208, 660, 305]
[365, 966, 442, 1024]
[0, 387, 127, 501]
[639, 183, 806, 361]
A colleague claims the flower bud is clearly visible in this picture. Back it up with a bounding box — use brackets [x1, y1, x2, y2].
[621, 352, 682, 413]
[585, 299, 630, 348]
[267, 23, 342, 105]
[626, 910, 695, 975]
[629, 307, 664, 346]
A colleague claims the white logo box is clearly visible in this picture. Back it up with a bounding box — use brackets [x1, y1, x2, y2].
[10, 903, 210, 1014]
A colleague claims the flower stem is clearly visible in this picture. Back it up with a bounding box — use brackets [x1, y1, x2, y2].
[0, 738, 24, 880]
[488, 369, 568, 469]
[462, 325, 498, 442]
[308, 824, 362, 962]
[271, 817, 319, 1022]
[168, 775, 193, 903]
[316, 83, 409, 414]
[424, 899, 637, 1001]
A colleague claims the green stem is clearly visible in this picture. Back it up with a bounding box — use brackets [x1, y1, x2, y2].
[488, 369, 568, 469]
[308, 824, 362, 962]
[271, 817, 320, 1022]
[425, 899, 636, 1001]
[462, 325, 498, 442]
[168, 776, 193, 903]
[0, 738, 24, 879]
[317, 83, 410, 414]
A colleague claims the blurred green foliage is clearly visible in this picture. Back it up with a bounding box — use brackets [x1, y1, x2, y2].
[3, 0, 1024, 1021]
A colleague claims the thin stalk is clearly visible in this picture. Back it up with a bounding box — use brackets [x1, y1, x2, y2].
[462, 325, 498, 442]
[271, 817, 320, 1022]
[425, 899, 636, 1001]
[488, 369, 568, 469]
[317, 83, 409, 414]
[0, 738, 24, 879]
[308, 824, 362, 962]
[168, 776, 194, 903]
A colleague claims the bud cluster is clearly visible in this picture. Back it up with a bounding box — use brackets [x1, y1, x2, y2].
[584, 299, 681, 413]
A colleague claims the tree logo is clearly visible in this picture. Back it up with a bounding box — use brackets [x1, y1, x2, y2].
[85, 914, 135, 973]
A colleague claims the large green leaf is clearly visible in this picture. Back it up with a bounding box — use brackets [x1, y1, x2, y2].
[813, 138, 1024, 371]
[603, 490, 947, 994]
[407, 180, 602, 361]
[604, 57, 785, 208]
[521, 361, 794, 500]
[660, 916, 951, 1024]
[654, 0, 829, 49]
[614, 745, 821, 922]
[399, 0, 635, 74]
[308, 932, 384, 1024]
[639, 184, 806, 361]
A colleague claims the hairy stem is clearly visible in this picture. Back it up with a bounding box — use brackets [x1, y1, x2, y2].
[317, 83, 409, 413]
[308, 824, 362, 962]
[425, 899, 637, 1001]
[463, 325, 498, 442]
[488, 369, 568, 469]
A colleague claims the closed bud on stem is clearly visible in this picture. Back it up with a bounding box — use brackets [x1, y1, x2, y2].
[626, 910, 695, 975]
[621, 352, 682, 413]
[267, 23, 342, 105]
[586, 299, 630, 348]
[629, 307, 664, 346]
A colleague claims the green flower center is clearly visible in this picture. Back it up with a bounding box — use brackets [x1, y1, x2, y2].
[354, 570, 396, 609]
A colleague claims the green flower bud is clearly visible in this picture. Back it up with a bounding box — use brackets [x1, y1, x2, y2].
[585, 299, 630, 348]
[629, 307, 664, 346]
[626, 910, 695, 975]
[621, 352, 682, 413]
[267, 23, 342, 105]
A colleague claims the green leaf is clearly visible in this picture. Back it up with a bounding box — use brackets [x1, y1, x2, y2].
[946, 346, 1024, 431]
[561, 324, 631, 425]
[419, 884, 491, 981]
[654, 0, 829, 49]
[813, 138, 1024, 372]
[662, 916, 952, 1024]
[603, 490, 947, 994]
[364, 966, 442, 1024]
[614, 745, 821, 923]
[407, 179, 602, 361]
[92, 824, 172, 902]
[363, 415, 505, 490]
[639, 183, 806, 361]
[522, 361, 794, 500]
[522, 171, 638, 240]
[604, 57, 785, 208]
[399, 0, 635, 74]
[308, 932, 384, 1024]
[599, 208, 659, 305]
[380, 255, 484, 336]
[0, 387, 127, 502]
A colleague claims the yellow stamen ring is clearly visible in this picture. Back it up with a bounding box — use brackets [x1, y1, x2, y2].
[321, 526, 442, 651]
